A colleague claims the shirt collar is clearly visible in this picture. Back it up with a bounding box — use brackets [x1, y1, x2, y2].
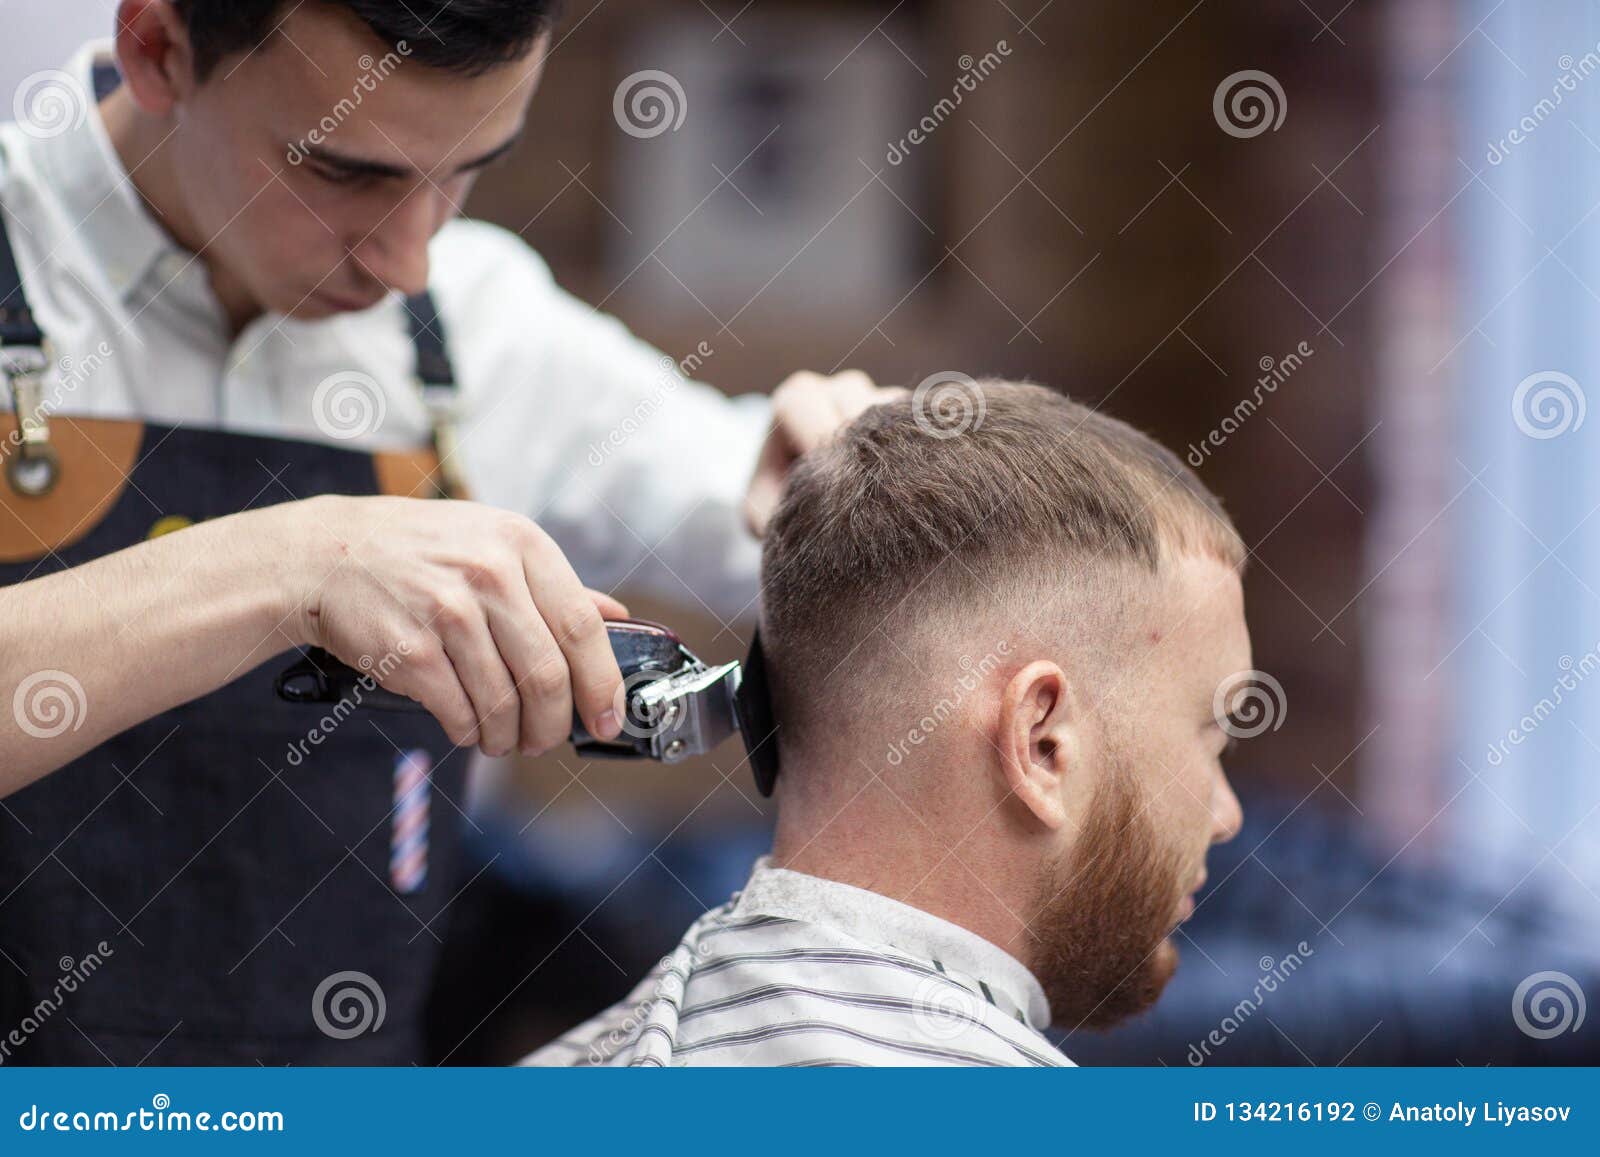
[34, 41, 184, 302]
[732, 857, 1054, 1032]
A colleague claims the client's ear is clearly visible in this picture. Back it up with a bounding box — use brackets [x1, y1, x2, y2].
[997, 660, 1078, 830]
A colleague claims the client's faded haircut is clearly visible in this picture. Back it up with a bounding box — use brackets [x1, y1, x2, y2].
[758, 380, 1246, 740]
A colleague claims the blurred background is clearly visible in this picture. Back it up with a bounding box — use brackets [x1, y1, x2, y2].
[17, 0, 1600, 1064]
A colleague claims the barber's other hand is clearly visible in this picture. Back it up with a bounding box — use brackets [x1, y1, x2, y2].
[275, 495, 628, 757]
[744, 370, 907, 538]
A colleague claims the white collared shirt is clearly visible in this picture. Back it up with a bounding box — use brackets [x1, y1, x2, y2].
[524, 859, 1074, 1067]
[0, 43, 768, 620]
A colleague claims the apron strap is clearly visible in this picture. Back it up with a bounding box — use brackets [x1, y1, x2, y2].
[91, 59, 122, 102]
[0, 203, 43, 349]
[402, 290, 469, 500]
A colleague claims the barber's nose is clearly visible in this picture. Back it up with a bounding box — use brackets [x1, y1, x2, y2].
[355, 186, 442, 298]
[1213, 774, 1243, 844]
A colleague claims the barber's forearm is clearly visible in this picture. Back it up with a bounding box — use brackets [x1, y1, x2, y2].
[0, 505, 305, 797]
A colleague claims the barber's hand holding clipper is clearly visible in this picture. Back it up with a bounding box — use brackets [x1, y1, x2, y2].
[275, 494, 631, 757]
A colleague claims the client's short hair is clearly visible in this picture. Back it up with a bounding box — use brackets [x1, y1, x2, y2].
[759, 380, 1245, 741]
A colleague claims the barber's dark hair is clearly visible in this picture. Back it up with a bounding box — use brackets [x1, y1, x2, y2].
[171, 0, 561, 80]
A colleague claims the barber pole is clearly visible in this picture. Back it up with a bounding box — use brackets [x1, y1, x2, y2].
[390, 750, 431, 894]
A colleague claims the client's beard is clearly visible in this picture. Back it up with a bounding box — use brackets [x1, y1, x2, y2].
[1025, 768, 1189, 1031]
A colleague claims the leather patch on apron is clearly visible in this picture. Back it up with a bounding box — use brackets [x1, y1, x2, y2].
[0, 415, 143, 563]
[373, 447, 470, 501]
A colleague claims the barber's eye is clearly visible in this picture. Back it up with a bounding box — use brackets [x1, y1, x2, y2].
[310, 164, 369, 188]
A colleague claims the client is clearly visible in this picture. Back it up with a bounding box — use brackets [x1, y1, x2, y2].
[527, 380, 1251, 1066]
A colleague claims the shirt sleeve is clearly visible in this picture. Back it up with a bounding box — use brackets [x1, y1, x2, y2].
[431, 219, 770, 625]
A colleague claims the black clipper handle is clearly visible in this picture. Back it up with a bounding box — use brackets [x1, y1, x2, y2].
[275, 650, 426, 714]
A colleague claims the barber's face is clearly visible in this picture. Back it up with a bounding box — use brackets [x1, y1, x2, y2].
[1032, 555, 1249, 1029]
[160, 5, 544, 317]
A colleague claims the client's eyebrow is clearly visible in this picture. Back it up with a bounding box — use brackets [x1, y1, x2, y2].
[299, 131, 524, 181]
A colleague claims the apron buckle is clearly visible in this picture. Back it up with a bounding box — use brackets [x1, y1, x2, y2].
[2, 342, 61, 499]
[419, 381, 469, 501]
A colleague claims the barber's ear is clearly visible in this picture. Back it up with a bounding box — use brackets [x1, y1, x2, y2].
[116, 0, 199, 116]
[997, 660, 1078, 830]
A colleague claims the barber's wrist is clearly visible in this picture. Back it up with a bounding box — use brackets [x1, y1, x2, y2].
[235, 497, 337, 651]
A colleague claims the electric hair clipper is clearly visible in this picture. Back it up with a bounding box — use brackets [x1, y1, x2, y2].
[275, 619, 781, 792]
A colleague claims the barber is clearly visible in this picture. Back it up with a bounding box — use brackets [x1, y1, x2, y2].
[0, 0, 893, 1063]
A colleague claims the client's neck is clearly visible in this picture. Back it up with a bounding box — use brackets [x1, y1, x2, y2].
[768, 759, 1035, 965]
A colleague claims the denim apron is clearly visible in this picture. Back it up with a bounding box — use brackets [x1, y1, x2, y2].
[0, 204, 472, 1063]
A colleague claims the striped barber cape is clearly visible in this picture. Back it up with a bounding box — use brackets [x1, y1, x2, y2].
[524, 859, 1073, 1067]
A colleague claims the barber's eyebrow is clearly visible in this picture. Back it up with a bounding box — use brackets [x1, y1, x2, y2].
[299, 130, 524, 180]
